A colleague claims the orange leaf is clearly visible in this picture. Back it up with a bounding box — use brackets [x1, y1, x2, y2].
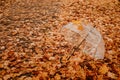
[78, 25, 84, 30]
[99, 64, 109, 74]
[72, 20, 84, 30]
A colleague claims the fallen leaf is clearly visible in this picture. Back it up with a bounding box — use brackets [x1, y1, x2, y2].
[72, 20, 84, 30]
[11, 30, 18, 35]
[0, 63, 3, 68]
[72, 20, 81, 25]
[99, 64, 109, 74]
[62, 0, 79, 6]
[35, 47, 42, 54]
[107, 72, 117, 79]
[54, 74, 61, 80]
[97, 75, 103, 80]
[78, 25, 84, 30]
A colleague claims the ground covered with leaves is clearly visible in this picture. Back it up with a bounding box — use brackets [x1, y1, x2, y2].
[0, 0, 120, 80]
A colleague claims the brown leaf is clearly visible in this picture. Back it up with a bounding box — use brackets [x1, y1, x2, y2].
[0, 63, 3, 68]
[35, 47, 42, 54]
[8, 51, 14, 56]
[0, 70, 6, 76]
[11, 30, 18, 36]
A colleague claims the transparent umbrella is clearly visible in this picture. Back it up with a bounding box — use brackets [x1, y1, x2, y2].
[61, 20, 105, 60]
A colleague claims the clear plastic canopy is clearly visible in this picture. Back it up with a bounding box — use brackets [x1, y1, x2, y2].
[61, 21, 105, 59]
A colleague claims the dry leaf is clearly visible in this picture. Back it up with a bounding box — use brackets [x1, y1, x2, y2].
[8, 51, 14, 56]
[78, 25, 84, 30]
[11, 30, 18, 35]
[62, 0, 79, 6]
[54, 74, 61, 80]
[72, 20, 81, 25]
[72, 20, 84, 30]
[77, 68, 86, 79]
[32, 76, 40, 80]
[99, 64, 109, 74]
[97, 75, 103, 80]
[41, 72, 48, 77]
[107, 72, 117, 79]
[0, 64, 3, 68]
[35, 47, 42, 54]
[0, 70, 6, 76]
[0, 0, 119, 79]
